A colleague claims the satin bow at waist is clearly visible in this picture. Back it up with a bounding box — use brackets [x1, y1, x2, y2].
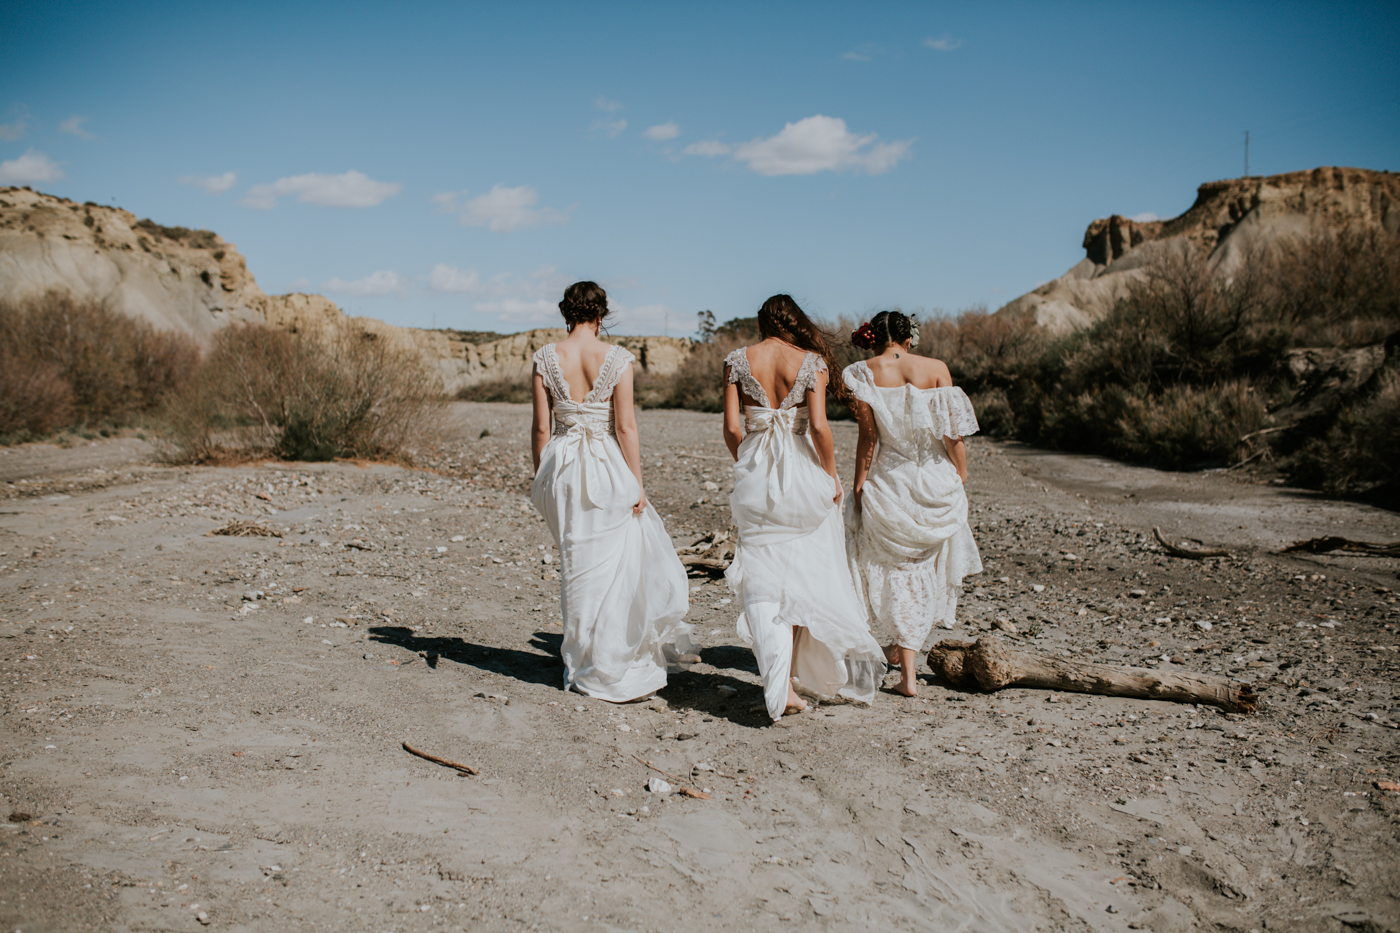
[743, 405, 809, 436]
[551, 401, 615, 465]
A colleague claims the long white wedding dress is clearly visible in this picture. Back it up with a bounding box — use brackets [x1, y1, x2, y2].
[843, 361, 983, 651]
[530, 344, 693, 701]
[724, 348, 884, 720]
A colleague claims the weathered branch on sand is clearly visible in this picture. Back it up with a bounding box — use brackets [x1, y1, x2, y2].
[676, 529, 735, 573]
[927, 634, 1258, 714]
[1280, 536, 1400, 557]
[402, 741, 479, 775]
[1153, 527, 1231, 559]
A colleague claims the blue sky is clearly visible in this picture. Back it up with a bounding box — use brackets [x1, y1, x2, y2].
[2, 2, 1397, 336]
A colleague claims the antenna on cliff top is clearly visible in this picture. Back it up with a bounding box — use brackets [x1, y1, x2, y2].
[1244, 130, 1250, 177]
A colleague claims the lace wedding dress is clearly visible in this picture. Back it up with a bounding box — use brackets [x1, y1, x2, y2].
[530, 343, 693, 701]
[842, 361, 983, 651]
[724, 348, 884, 720]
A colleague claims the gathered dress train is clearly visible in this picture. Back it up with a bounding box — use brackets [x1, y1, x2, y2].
[724, 348, 884, 721]
[530, 344, 693, 701]
[843, 361, 983, 651]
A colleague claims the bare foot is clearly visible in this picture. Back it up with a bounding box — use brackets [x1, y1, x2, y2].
[883, 644, 901, 668]
[783, 682, 808, 715]
[890, 676, 918, 698]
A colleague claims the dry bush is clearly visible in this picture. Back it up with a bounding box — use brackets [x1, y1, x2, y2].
[1270, 227, 1400, 347]
[0, 352, 73, 439]
[456, 377, 533, 404]
[1289, 365, 1400, 506]
[160, 324, 443, 463]
[644, 317, 762, 412]
[0, 291, 199, 438]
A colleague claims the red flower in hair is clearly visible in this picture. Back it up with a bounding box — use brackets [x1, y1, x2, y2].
[852, 322, 877, 350]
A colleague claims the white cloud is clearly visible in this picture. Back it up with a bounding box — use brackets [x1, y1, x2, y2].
[286, 278, 311, 291]
[591, 118, 627, 138]
[683, 140, 731, 157]
[643, 122, 680, 141]
[179, 171, 237, 195]
[1130, 211, 1162, 223]
[0, 149, 64, 185]
[241, 170, 401, 209]
[432, 185, 571, 233]
[465, 266, 577, 324]
[594, 96, 623, 112]
[59, 115, 95, 139]
[842, 43, 877, 61]
[321, 270, 409, 297]
[727, 115, 912, 176]
[428, 263, 481, 294]
[0, 107, 30, 142]
[923, 35, 964, 51]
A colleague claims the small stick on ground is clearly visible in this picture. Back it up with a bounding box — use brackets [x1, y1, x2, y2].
[633, 754, 713, 799]
[927, 634, 1258, 713]
[1153, 527, 1231, 559]
[402, 742, 479, 775]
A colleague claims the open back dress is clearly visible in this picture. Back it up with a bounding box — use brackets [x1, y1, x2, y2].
[530, 343, 693, 701]
[724, 347, 884, 720]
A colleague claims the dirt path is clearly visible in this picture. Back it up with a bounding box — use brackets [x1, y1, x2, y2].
[2, 403, 1397, 932]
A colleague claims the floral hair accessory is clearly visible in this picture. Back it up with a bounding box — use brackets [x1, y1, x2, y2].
[852, 321, 877, 350]
[908, 314, 920, 347]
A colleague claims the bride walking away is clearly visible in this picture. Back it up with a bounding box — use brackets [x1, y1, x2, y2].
[844, 311, 983, 697]
[723, 295, 884, 720]
[530, 281, 693, 702]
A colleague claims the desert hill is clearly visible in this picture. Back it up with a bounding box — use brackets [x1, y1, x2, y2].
[0, 186, 693, 393]
[998, 166, 1400, 331]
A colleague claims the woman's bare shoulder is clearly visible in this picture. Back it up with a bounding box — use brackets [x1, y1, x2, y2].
[912, 354, 953, 387]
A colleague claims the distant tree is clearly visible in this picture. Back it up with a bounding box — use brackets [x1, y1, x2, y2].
[696, 310, 716, 343]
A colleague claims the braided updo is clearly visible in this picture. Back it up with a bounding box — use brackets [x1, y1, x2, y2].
[850, 310, 912, 350]
[558, 281, 612, 329]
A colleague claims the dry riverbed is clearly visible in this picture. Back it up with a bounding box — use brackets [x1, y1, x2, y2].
[2, 402, 1398, 933]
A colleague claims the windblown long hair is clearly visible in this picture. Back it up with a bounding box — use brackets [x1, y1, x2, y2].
[756, 294, 850, 402]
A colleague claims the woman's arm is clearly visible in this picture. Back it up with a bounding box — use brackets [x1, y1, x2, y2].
[852, 399, 877, 511]
[530, 367, 551, 473]
[611, 365, 647, 513]
[945, 435, 967, 483]
[722, 365, 744, 460]
[806, 369, 842, 504]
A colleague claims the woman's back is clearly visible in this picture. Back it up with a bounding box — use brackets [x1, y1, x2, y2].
[549, 337, 615, 403]
[733, 339, 816, 409]
[862, 352, 952, 390]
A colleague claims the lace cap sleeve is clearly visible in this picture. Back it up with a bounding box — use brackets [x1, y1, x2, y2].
[586, 345, 635, 402]
[929, 386, 980, 439]
[723, 347, 747, 382]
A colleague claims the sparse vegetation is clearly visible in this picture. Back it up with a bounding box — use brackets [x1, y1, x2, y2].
[134, 219, 220, 250]
[160, 323, 444, 464]
[0, 291, 199, 441]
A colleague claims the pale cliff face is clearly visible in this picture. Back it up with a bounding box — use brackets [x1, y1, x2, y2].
[999, 167, 1400, 332]
[0, 186, 696, 393]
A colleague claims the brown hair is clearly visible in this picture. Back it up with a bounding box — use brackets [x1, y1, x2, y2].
[756, 294, 850, 401]
[851, 310, 912, 350]
[558, 281, 612, 329]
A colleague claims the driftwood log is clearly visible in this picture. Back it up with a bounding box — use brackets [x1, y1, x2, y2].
[401, 742, 479, 775]
[676, 529, 736, 573]
[1280, 536, 1400, 558]
[927, 634, 1258, 713]
[1152, 527, 1230, 559]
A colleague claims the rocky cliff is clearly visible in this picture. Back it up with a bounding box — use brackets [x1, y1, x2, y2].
[999, 167, 1400, 331]
[0, 186, 694, 392]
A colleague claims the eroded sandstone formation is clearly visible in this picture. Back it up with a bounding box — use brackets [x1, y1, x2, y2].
[0, 186, 693, 393]
[1000, 167, 1400, 331]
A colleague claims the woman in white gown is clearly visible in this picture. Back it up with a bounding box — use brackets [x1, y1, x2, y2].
[723, 295, 884, 721]
[844, 311, 983, 697]
[530, 281, 693, 702]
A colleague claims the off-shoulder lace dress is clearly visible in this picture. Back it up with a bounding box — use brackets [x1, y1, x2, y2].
[842, 360, 983, 649]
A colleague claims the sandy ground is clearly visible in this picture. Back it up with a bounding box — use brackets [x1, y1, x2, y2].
[2, 401, 1398, 933]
